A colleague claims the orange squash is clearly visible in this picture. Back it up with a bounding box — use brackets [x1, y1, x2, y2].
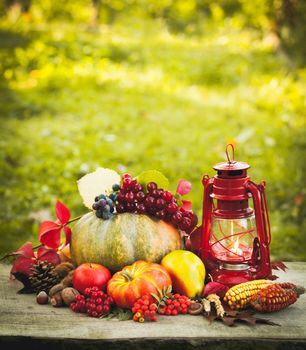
[107, 260, 172, 309]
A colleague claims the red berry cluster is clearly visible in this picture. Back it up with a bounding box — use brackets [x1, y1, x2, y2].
[115, 173, 197, 233]
[70, 286, 114, 318]
[131, 293, 191, 322]
[158, 294, 191, 316]
[131, 295, 158, 322]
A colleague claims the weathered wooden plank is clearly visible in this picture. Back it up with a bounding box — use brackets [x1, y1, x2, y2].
[0, 262, 305, 350]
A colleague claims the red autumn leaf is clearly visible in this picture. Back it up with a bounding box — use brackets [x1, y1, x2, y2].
[269, 274, 279, 281]
[181, 199, 192, 211]
[9, 242, 36, 277]
[271, 261, 288, 272]
[39, 228, 61, 249]
[63, 226, 72, 245]
[11, 241, 35, 259]
[39, 221, 61, 237]
[186, 225, 202, 256]
[10, 256, 35, 277]
[55, 200, 70, 225]
[38, 221, 62, 248]
[37, 246, 60, 266]
[202, 281, 229, 298]
[176, 180, 192, 196]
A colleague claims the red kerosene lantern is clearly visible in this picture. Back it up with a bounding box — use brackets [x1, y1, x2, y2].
[197, 144, 272, 286]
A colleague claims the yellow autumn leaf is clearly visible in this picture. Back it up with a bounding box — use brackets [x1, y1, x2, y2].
[77, 167, 120, 209]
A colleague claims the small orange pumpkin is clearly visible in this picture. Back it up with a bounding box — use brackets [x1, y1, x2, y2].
[107, 260, 172, 309]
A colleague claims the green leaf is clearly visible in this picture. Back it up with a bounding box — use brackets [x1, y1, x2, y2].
[151, 293, 160, 303]
[101, 308, 133, 321]
[166, 285, 172, 294]
[117, 309, 133, 321]
[175, 194, 182, 206]
[136, 170, 169, 191]
[156, 287, 163, 298]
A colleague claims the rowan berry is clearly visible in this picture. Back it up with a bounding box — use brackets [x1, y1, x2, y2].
[159, 307, 166, 315]
[132, 296, 159, 322]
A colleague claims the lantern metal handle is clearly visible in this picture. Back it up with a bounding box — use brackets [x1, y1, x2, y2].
[226, 144, 235, 164]
[259, 181, 271, 245]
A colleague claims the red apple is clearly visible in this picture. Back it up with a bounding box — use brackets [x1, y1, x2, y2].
[73, 263, 112, 293]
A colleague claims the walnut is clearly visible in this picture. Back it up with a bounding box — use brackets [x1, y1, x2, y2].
[61, 287, 79, 306]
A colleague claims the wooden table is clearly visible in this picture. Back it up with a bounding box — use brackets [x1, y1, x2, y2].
[0, 262, 305, 350]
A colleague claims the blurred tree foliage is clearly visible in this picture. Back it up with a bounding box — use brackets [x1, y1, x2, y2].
[0, 0, 305, 261]
[2, 0, 306, 63]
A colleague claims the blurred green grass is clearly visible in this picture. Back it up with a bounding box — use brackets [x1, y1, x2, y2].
[0, 13, 305, 260]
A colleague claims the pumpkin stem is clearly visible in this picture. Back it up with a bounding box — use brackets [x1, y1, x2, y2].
[120, 270, 134, 282]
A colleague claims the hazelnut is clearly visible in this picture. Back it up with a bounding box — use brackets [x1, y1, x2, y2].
[188, 302, 204, 315]
[49, 283, 64, 297]
[50, 292, 63, 307]
[36, 291, 49, 305]
[61, 287, 79, 306]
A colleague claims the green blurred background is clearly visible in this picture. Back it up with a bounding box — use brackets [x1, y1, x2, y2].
[0, 0, 305, 260]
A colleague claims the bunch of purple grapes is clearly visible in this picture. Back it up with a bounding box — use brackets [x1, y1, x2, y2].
[114, 173, 197, 233]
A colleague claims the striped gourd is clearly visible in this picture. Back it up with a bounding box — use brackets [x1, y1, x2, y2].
[71, 212, 183, 273]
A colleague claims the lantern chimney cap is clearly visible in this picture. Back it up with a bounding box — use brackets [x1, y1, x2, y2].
[213, 144, 250, 171]
[213, 161, 250, 171]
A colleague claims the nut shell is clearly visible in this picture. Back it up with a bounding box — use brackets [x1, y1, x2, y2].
[188, 302, 204, 315]
[61, 287, 80, 306]
[50, 292, 63, 307]
[36, 291, 49, 305]
[53, 262, 75, 279]
[61, 270, 74, 288]
[49, 283, 64, 297]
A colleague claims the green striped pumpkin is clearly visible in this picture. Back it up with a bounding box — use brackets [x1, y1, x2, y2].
[71, 212, 183, 273]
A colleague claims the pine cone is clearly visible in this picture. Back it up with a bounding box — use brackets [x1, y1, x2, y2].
[29, 261, 60, 294]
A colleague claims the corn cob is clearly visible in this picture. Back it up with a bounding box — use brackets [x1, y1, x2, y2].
[223, 280, 274, 310]
[250, 283, 305, 313]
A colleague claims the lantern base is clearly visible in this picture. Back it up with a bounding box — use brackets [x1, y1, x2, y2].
[210, 263, 253, 287]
